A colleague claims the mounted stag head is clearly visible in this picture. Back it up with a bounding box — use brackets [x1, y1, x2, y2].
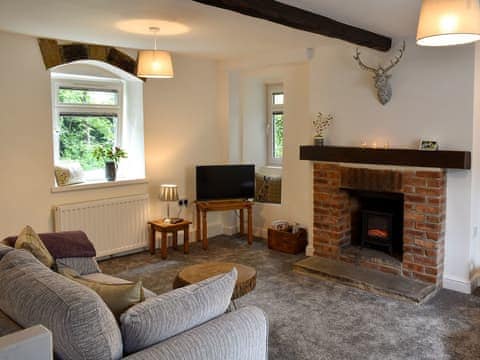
[353, 41, 406, 105]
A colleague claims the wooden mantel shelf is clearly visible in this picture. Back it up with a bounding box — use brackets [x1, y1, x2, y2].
[299, 146, 471, 170]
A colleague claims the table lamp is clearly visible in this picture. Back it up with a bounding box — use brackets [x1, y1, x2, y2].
[159, 184, 179, 223]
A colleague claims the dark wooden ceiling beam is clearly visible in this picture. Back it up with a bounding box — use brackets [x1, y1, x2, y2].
[192, 0, 392, 51]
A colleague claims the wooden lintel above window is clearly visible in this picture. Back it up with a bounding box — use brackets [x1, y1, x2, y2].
[37, 38, 142, 80]
[192, 0, 392, 51]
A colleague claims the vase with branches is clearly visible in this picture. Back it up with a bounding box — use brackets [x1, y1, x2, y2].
[313, 112, 333, 146]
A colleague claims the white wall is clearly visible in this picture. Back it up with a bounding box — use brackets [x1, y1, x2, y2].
[0, 30, 224, 240]
[223, 63, 312, 238]
[143, 53, 224, 231]
[225, 38, 478, 291]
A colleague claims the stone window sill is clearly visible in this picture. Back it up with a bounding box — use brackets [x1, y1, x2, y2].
[51, 178, 148, 193]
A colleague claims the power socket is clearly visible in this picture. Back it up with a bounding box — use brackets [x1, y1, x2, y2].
[178, 199, 189, 207]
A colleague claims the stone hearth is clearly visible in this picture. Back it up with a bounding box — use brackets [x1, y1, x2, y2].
[313, 163, 446, 286]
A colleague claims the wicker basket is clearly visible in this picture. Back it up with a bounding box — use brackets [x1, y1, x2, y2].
[267, 227, 307, 254]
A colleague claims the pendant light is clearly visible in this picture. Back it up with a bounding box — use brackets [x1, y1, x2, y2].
[417, 0, 480, 46]
[137, 26, 174, 78]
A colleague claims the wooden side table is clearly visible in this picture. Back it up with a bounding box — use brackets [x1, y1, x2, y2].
[148, 219, 192, 259]
[195, 200, 253, 250]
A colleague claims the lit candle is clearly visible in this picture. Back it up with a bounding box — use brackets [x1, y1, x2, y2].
[384, 141, 389, 149]
[372, 142, 377, 149]
[361, 141, 367, 148]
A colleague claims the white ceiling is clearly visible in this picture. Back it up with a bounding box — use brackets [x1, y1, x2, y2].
[0, 0, 422, 60]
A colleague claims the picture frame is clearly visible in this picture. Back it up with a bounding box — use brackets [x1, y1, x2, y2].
[419, 140, 438, 151]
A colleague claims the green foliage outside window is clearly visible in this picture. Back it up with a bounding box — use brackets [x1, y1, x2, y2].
[59, 115, 117, 170]
[57, 87, 118, 171]
[273, 112, 284, 159]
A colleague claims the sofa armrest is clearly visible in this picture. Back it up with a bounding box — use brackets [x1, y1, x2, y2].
[0, 325, 53, 360]
[124, 306, 268, 360]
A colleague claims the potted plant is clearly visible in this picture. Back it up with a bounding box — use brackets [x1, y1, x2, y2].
[93, 145, 128, 181]
[313, 112, 333, 146]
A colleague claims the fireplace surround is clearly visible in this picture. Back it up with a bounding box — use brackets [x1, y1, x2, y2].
[313, 163, 446, 286]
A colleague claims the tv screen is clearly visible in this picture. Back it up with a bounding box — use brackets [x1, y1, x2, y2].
[196, 165, 255, 201]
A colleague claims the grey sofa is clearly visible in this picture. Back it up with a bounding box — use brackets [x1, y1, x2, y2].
[0, 240, 268, 360]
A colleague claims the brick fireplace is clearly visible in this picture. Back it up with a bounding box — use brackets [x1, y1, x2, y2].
[313, 163, 446, 286]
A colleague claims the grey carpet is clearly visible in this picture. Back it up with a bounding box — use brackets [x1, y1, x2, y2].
[99, 235, 480, 360]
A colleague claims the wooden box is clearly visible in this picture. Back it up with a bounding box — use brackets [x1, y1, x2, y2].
[267, 227, 307, 254]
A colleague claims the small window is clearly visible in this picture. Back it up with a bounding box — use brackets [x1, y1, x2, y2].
[267, 84, 284, 165]
[272, 92, 284, 105]
[52, 75, 123, 181]
[58, 87, 118, 106]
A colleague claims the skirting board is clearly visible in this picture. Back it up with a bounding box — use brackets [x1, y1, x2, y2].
[443, 275, 472, 294]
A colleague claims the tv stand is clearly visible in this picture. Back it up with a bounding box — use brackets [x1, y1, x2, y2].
[195, 200, 253, 249]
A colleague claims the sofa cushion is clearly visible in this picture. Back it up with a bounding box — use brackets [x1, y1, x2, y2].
[14, 226, 54, 268]
[0, 250, 123, 360]
[82, 273, 157, 299]
[0, 244, 13, 260]
[120, 268, 237, 354]
[56, 256, 101, 275]
[64, 273, 145, 318]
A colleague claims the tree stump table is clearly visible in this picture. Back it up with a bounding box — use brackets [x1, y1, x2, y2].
[173, 262, 257, 309]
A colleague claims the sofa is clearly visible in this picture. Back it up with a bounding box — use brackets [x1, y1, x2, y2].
[0, 232, 268, 360]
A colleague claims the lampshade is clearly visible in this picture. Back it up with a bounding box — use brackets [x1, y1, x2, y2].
[137, 50, 174, 78]
[159, 184, 179, 202]
[417, 0, 480, 46]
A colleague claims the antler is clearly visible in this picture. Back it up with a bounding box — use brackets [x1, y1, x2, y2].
[384, 41, 406, 73]
[353, 48, 377, 73]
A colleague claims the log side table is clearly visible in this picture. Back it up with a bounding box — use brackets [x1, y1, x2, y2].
[148, 219, 192, 259]
[173, 262, 257, 309]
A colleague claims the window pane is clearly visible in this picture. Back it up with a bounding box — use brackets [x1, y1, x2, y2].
[272, 112, 284, 159]
[58, 114, 117, 170]
[272, 92, 284, 105]
[58, 87, 118, 105]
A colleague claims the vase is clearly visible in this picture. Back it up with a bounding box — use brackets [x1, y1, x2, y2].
[105, 161, 116, 181]
[314, 137, 325, 146]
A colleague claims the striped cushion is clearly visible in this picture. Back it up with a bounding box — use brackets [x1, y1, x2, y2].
[56, 256, 101, 275]
[120, 268, 237, 354]
[0, 244, 13, 260]
[0, 250, 123, 360]
[123, 306, 269, 360]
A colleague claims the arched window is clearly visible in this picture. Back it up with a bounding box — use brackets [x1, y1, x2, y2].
[50, 61, 145, 187]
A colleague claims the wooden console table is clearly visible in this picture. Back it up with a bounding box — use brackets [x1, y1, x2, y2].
[196, 200, 253, 249]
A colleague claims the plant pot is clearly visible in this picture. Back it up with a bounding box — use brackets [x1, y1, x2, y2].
[105, 161, 116, 181]
[314, 137, 325, 146]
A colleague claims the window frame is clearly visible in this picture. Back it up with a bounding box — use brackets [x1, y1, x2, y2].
[266, 84, 284, 166]
[51, 74, 125, 180]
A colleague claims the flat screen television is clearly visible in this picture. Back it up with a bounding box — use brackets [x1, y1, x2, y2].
[196, 164, 255, 201]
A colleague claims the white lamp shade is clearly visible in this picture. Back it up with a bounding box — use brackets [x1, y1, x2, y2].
[417, 0, 480, 46]
[159, 184, 179, 201]
[137, 50, 174, 78]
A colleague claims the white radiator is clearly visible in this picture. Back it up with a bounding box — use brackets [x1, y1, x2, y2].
[54, 194, 150, 257]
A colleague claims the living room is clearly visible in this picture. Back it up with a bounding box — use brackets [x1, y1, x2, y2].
[1, 0, 480, 359]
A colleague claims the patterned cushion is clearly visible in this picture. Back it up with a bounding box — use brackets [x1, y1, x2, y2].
[123, 306, 268, 360]
[14, 226, 54, 268]
[120, 268, 237, 354]
[56, 256, 101, 275]
[0, 250, 123, 360]
[0, 244, 13, 260]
